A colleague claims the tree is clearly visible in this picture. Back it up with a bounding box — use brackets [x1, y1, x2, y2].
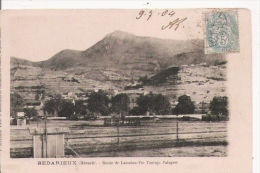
[75, 100, 87, 117]
[35, 92, 40, 101]
[53, 94, 64, 115]
[43, 94, 76, 118]
[35, 90, 46, 100]
[43, 99, 56, 116]
[135, 92, 154, 115]
[131, 92, 171, 115]
[58, 100, 75, 118]
[111, 93, 130, 114]
[138, 75, 149, 85]
[172, 95, 195, 115]
[10, 93, 24, 118]
[129, 106, 145, 115]
[87, 90, 110, 116]
[23, 107, 39, 119]
[42, 94, 64, 116]
[209, 96, 228, 116]
[153, 94, 171, 115]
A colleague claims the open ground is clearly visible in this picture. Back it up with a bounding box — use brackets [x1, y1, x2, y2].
[10, 118, 228, 158]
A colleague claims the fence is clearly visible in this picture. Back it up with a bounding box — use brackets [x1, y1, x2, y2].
[10, 119, 228, 158]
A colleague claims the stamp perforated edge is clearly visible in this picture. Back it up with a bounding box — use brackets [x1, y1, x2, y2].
[203, 8, 240, 54]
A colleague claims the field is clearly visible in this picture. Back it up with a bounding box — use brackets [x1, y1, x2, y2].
[10, 119, 228, 158]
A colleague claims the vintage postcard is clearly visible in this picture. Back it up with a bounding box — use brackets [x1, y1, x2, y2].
[0, 8, 252, 173]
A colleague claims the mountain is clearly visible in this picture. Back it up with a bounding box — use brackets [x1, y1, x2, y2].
[11, 57, 36, 67]
[11, 30, 226, 71]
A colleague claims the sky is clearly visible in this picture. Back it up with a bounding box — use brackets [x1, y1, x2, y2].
[9, 9, 203, 61]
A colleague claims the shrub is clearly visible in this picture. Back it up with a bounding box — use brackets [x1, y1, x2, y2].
[10, 119, 17, 125]
[218, 115, 229, 121]
[182, 116, 191, 121]
[201, 114, 228, 121]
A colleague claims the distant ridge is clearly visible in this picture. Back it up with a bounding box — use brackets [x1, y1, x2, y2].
[11, 30, 225, 71]
[11, 57, 35, 67]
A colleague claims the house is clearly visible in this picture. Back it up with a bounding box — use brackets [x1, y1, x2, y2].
[62, 91, 75, 99]
[24, 100, 44, 109]
[23, 100, 45, 116]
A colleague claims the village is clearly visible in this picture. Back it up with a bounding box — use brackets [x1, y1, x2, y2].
[10, 61, 228, 158]
[10, 61, 227, 120]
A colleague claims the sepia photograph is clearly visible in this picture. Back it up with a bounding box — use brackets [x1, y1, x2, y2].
[9, 9, 230, 158]
[0, 5, 255, 173]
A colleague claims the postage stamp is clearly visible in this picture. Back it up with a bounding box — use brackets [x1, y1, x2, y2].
[204, 10, 239, 54]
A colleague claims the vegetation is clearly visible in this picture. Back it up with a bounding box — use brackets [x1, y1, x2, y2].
[35, 90, 46, 100]
[209, 96, 228, 116]
[129, 92, 171, 115]
[124, 84, 144, 90]
[215, 61, 227, 66]
[129, 106, 144, 115]
[138, 75, 149, 85]
[111, 93, 130, 114]
[202, 96, 229, 121]
[201, 114, 229, 121]
[15, 85, 45, 90]
[41, 91, 110, 118]
[58, 100, 75, 119]
[42, 99, 56, 116]
[172, 95, 195, 115]
[87, 90, 110, 116]
[10, 93, 24, 118]
[74, 100, 87, 118]
[23, 107, 39, 119]
[42, 94, 65, 116]
[11, 87, 228, 122]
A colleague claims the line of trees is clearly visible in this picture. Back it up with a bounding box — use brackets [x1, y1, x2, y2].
[11, 91, 229, 121]
[41, 91, 173, 119]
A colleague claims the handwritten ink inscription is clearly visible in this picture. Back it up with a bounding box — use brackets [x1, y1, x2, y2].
[136, 10, 187, 31]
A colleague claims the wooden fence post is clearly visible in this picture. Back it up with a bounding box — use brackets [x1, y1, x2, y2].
[117, 124, 120, 145]
[176, 120, 179, 142]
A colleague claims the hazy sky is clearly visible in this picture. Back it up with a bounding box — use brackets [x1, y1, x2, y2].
[9, 9, 203, 61]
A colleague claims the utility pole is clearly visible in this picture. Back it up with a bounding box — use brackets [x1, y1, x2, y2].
[117, 124, 119, 145]
[44, 114, 48, 158]
[117, 111, 120, 145]
[176, 119, 179, 142]
[176, 114, 179, 142]
[37, 114, 38, 128]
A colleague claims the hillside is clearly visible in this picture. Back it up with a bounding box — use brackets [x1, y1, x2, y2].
[11, 31, 225, 73]
[147, 66, 180, 85]
[11, 57, 35, 67]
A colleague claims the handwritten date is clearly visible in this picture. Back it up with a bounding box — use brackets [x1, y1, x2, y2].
[136, 10, 187, 31]
[136, 10, 176, 20]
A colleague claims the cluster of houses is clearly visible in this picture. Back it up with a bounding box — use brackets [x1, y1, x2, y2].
[11, 63, 226, 120]
[17, 85, 145, 117]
